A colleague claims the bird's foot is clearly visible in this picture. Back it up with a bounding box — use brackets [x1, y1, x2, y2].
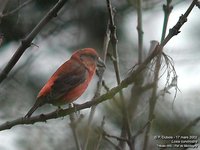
[69, 103, 81, 117]
[55, 106, 63, 117]
[72, 103, 81, 113]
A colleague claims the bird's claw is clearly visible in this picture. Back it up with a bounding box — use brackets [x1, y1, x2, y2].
[69, 103, 81, 117]
[55, 106, 63, 117]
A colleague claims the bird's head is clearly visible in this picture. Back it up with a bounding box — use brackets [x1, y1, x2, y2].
[71, 48, 105, 72]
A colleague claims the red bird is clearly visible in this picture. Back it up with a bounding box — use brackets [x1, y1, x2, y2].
[25, 48, 105, 118]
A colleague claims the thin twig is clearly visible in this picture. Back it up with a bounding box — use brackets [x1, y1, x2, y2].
[143, 0, 197, 149]
[160, 116, 200, 150]
[102, 127, 136, 150]
[0, 33, 3, 47]
[0, 0, 197, 133]
[0, 0, 34, 18]
[95, 116, 106, 150]
[132, 120, 151, 143]
[136, 0, 143, 64]
[160, 0, 198, 47]
[0, 52, 167, 132]
[143, 55, 161, 150]
[102, 80, 110, 92]
[106, 0, 121, 84]
[0, 67, 143, 131]
[127, 42, 156, 139]
[127, 0, 144, 129]
[83, 69, 105, 150]
[160, 53, 179, 108]
[103, 131, 128, 143]
[0, 0, 69, 84]
[97, 119, 124, 150]
[160, 0, 173, 42]
[82, 17, 108, 150]
[106, 0, 133, 149]
[69, 104, 82, 150]
[176, 116, 200, 135]
[103, 21, 111, 62]
[143, 0, 173, 149]
[0, 0, 8, 23]
[103, 137, 122, 150]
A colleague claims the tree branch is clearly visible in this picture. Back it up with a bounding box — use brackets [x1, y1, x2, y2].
[107, 0, 133, 149]
[161, 0, 198, 47]
[0, 0, 197, 135]
[83, 15, 108, 150]
[176, 116, 200, 135]
[95, 116, 106, 150]
[0, 67, 138, 131]
[0, 0, 34, 19]
[0, 0, 9, 23]
[0, 45, 166, 131]
[143, 1, 197, 149]
[0, 0, 69, 84]
[69, 104, 83, 150]
[160, 0, 173, 42]
[136, 0, 143, 64]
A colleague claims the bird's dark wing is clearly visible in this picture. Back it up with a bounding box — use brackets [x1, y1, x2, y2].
[47, 64, 87, 102]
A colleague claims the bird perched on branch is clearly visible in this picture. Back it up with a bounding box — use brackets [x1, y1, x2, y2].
[25, 48, 105, 118]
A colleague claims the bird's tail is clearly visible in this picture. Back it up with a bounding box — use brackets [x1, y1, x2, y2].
[25, 101, 42, 118]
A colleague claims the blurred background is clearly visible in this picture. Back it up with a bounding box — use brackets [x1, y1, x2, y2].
[0, 0, 200, 149]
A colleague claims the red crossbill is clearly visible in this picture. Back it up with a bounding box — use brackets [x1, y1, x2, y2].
[25, 48, 105, 118]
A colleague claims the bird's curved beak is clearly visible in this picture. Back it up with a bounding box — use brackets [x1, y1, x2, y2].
[97, 57, 106, 68]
